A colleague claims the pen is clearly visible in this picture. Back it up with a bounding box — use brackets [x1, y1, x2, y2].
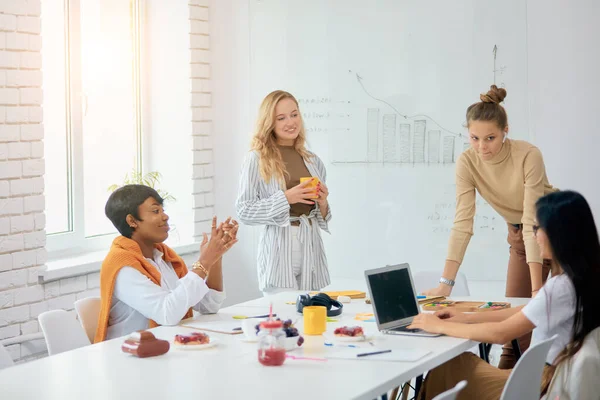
[247, 313, 276, 319]
[324, 343, 357, 348]
[356, 349, 392, 357]
[232, 313, 277, 320]
[416, 295, 426, 299]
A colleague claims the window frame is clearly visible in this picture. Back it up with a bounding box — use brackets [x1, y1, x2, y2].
[45, 0, 146, 258]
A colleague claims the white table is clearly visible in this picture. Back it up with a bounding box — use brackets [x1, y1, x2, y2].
[0, 280, 529, 400]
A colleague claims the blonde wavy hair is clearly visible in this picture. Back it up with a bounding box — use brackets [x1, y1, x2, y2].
[251, 90, 312, 184]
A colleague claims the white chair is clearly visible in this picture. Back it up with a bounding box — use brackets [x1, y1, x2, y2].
[543, 327, 600, 399]
[38, 309, 91, 356]
[413, 270, 470, 296]
[74, 297, 101, 343]
[500, 334, 558, 400]
[432, 380, 467, 400]
[0, 342, 14, 370]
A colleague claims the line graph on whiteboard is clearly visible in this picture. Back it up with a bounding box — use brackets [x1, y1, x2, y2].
[332, 70, 468, 165]
[330, 45, 507, 166]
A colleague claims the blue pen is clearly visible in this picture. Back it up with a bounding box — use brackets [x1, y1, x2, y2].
[416, 295, 426, 299]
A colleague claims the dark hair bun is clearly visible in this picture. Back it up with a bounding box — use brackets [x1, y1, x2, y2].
[480, 85, 507, 104]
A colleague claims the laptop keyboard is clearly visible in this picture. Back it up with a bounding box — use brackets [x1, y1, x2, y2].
[389, 325, 423, 333]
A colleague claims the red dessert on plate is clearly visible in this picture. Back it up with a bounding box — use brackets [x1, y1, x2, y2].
[174, 332, 210, 346]
[334, 326, 365, 337]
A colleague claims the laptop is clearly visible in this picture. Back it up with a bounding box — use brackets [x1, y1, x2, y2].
[365, 263, 441, 337]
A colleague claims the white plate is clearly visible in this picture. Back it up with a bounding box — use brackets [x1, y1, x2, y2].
[240, 336, 258, 343]
[173, 337, 220, 350]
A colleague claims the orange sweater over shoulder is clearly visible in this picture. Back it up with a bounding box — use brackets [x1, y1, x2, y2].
[94, 236, 193, 343]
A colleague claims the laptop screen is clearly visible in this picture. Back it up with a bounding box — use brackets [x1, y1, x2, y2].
[367, 267, 419, 324]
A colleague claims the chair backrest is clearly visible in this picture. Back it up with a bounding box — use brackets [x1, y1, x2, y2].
[544, 327, 600, 399]
[38, 309, 91, 356]
[413, 270, 470, 296]
[432, 380, 467, 400]
[74, 297, 101, 343]
[0, 342, 14, 370]
[500, 334, 558, 400]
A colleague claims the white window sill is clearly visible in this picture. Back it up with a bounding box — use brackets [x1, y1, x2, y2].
[38, 243, 201, 283]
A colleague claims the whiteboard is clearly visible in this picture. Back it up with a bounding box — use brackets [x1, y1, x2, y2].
[248, 0, 529, 281]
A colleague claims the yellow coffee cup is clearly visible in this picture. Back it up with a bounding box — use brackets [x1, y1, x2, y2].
[303, 306, 327, 335]
[300, 177, 320, 199]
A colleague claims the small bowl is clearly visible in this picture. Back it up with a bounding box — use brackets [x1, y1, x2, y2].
[283, 336, 304, 351]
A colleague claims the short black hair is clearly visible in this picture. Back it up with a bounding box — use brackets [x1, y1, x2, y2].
[105, 184, 164, 238]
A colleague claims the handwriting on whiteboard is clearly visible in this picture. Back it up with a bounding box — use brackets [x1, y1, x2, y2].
[428, 200, 501, 233]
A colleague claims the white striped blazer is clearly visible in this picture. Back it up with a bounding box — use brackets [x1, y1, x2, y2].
[235, 151, 332, 291]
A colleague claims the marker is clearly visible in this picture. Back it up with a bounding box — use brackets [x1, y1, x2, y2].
[416, 295, 426, 299]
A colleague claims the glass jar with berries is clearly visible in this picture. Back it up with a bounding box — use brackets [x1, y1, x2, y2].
[257, 319, 286, 366]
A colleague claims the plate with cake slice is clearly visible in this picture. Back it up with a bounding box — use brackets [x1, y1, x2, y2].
[173, 332, 219, 350]
[331, 326, 369, 342]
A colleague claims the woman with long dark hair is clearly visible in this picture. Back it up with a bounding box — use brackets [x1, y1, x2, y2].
[409, 190, 600, 399]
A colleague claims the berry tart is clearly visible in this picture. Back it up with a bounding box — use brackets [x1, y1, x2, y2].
[334, 326, 365, 337]
[174, 332, 210, 346]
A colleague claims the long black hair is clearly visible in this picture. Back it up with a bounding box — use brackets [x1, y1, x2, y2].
[536, 190, 600, 391]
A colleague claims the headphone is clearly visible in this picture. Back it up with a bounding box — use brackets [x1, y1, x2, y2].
[503, 132, 508, 143]
[296, 293, 343, 317]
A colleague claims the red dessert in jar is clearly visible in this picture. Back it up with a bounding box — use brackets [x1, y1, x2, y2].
[257, 347, 286, 366]
[257, 319, 286, 366]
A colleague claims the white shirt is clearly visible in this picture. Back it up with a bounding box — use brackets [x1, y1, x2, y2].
[105, 249, 225, 340]
[522, 274, 576, 363]
[542, 326, 600, 400]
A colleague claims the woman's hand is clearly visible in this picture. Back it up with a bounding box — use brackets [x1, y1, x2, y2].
[222, 217, 239, 242]
[285, 180, 316, 205]
[422, 285, 452, 297]
[316, 181, 329, 208]
[434, 309, 469, 323]
[198, 217, 238, 269]
[407, 313, 445, 334]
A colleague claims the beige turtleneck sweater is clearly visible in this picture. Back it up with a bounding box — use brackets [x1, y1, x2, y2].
[447, 139, 557, 264]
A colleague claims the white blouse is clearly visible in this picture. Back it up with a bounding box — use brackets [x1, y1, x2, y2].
[105, 248, 225, 340]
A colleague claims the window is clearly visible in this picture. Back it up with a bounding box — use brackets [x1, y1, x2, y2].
[43, 0, 144, 255]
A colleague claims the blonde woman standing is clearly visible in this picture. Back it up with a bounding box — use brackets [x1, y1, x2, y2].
[236, 90, 331, 294]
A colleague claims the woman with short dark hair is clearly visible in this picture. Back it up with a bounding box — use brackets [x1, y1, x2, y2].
[95, 184, 238, 342]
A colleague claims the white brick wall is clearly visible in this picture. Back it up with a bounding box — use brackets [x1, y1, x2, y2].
[1, 1, 216, 363]
[0, 0, 102, 363]
[190, 1, 214, 240]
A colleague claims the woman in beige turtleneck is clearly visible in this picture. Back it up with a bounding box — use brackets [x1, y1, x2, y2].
[423, 85, 557, 369]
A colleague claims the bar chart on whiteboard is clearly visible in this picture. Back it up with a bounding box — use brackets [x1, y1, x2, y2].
[353, 110, 459, 165]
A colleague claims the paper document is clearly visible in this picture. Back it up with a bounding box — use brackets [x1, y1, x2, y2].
[326, 347, 430, 362]
[179, 320, 243, 335]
